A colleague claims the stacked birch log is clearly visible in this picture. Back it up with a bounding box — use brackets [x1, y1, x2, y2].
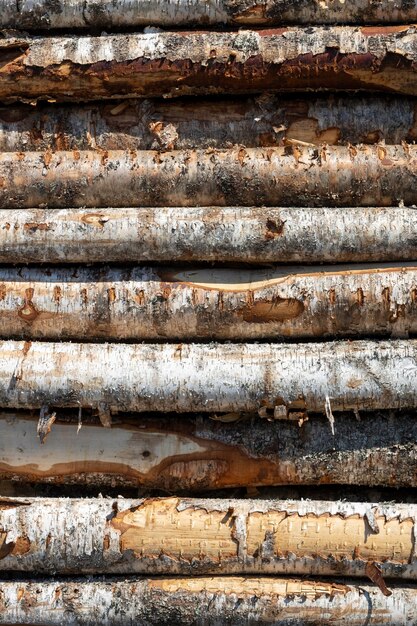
[1, 1, 417, 624]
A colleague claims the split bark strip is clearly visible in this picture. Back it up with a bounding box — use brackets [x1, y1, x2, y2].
[1, 497, 417, 578]
[2, 411, 417, 490]
[0, 146, 416, 209]
[3, 0, 417, 28]
[3, 207, 417, 264]
[2, 95, 417, 152]
[2, 27, 417, 102]
[1, 264, 417, 341]
[0, 578, 414, 626]
[0, 339, 417, 414]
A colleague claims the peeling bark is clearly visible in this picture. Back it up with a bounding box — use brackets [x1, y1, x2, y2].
[1, 411, 417, 490]
[1, 497, 417, 577]
[0, 264, 417, 340]
[2, 207, 417, 264]
[1, 95, 417, 151]
[0, 577, 416, 625]
[0, 146, 416, 208]
[0, 339, 416, 414]
[2, 27, 417, 101]
[3, 0, 417, 28]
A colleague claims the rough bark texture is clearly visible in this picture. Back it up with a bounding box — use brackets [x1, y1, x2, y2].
[1, 411, 417, 490]
[3, 207, 417, 264]
[0, 577, 416, 625]
[0, 146, 416, 209]
[2, 95, 417, 151]
[2, 27, 417, 101]
[3, 0, 417, 28]
[0, 339, 416, 414]
[0, 264, 416, 341]
[1, 497, 417, 578]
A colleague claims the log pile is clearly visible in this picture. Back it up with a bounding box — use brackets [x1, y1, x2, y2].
[1, 1, 417, 624]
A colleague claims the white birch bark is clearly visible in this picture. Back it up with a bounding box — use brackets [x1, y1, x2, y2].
[2, 207, 417, 264]
[2, 0, 417, 28]
[0, 577, 415, 625]
[0, 339, 416, 414]
[1, 411, 417, 489]
[1, 264, 417, 341]
[0, 146, 416, 208]
[2, 27, 417, 101]
[1, 497, 417, 578]
[1, 95, 416, 152]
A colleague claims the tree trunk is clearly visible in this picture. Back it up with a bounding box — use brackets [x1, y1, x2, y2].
[0, 264, 416, 341]
[0, 339, 416, 414]
[1, 496, 417, 578]
[2, 0, 417, 29]
[0, 146, 416, 209]
[0, 577, 415, 625]
[1, 411, 417, 490]
[2, 27, 417, 101]
[1, 95, 416, 151]
[2, 207, 417, 264]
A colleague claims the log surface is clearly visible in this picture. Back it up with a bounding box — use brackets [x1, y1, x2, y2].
[2, 207, 417, 264]
[0, 264, 416, 341]
[2, 96, 416, 151]
[2, 27, 417, 101]
[2, 0, 417, 28]
[0, 339, 416, 414]
[0, 146, 416, 208]
[1, 497, 417, 577]
[0, 577, 415, 625]
[1, 411, 417, 489]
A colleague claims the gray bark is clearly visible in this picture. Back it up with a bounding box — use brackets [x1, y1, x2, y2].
[2, 207, 417, 264]
[1, 264, 417, 341]
[1, 411, 417, 490]
[0, 146, 416, 208]
[2, 27, 417, 101]
[1, 95, 416, 152]
[0, 339, 416, 414]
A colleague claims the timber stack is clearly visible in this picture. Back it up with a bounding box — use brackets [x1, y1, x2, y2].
[1, 1, 417, 624]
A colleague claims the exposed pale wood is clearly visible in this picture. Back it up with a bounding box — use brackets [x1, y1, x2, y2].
[0, 577, 416, 625]
[2, 27, 417, 101]
[1, 497, 417, 578]
[0, 264, 416, 340]
[0, 146, 416, 208]
[2, 95, 416, 151]
[2, 0, 417, 28]
[0, 339, 416, 414]
[2, 207, 417, 264]
[1, 411, 416, 489]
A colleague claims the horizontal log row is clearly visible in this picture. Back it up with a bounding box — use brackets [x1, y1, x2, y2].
[2, 27, 417, 101]
[1, 497, 416, 577]
[1, 146, 416, 208]
[0, 264, 416, 341]
[3, 207, 417, 264]
[2, 95, 417, 151]
[1, 411, 417, 489]
[3, 0, 417, 28]
[0, 577, 414, 625]
[0, 339, 417, 414]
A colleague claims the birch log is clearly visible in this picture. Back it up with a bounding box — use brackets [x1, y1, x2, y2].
[3, 0, 417, 28]
[2, 207, 417, 264]
[1, 497, 417, 578]
[0, 146, 416, 209]
[2, 27, 417, 102]
[0, 578, 416, 626]
[0, 339, 417, 414]
[1, 264, 417, 341]
[2, 95, 417, 152]
[1, 411, 417, 489]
